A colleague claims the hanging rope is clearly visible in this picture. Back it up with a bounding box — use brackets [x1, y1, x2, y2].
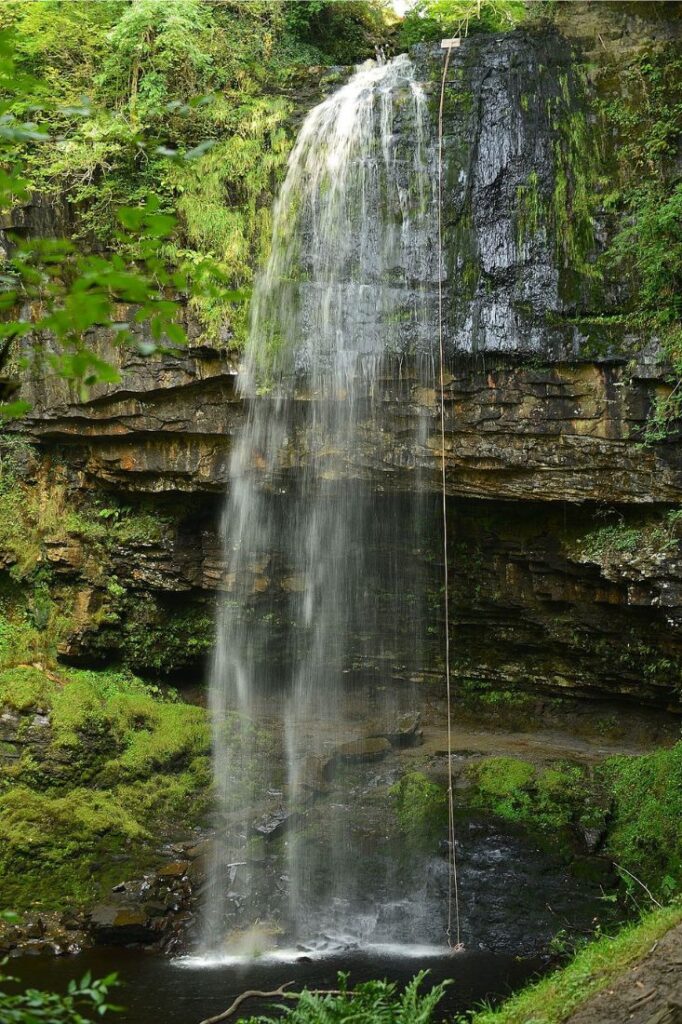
[438, 39, 461, 952]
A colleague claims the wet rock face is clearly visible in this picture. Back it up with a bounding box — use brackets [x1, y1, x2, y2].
[31, 488, 682, 705]
[6, 14, 680, 502]
[13, 352, 681, 501]
[0, 11, 680, 710]
[446, 500, 682, 705]
[417, 32, 582, 358]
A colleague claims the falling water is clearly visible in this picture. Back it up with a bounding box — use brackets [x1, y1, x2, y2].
[203, 53, 442, 957]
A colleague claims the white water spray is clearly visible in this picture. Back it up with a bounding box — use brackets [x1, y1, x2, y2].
[203, 53, 441, 957]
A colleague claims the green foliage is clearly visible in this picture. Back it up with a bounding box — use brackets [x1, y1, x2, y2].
[596, 45, 682, 440]
[459, 903, 682, 1024]
[241, 971, 448, 1024]
[284, 1, 389, 65]
[390, 771, 447, 843]
[0, 0, 390, 360]
[0, 25, 194, 399]
[0, 968, 119, 1024]
[0, 13, 253, 402]
[115, 597, 214, 673]
[609, 183, 682, 324]
[576, 510, 682, 563]
[99, 0, 214, 119]
[600, 743, 682, 899]
[580, 523, 642, 559]
[399, 0, 526, 47]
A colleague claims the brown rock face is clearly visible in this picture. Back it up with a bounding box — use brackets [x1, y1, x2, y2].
[13, 345, 680, 503]
[1, 8, 681, 712]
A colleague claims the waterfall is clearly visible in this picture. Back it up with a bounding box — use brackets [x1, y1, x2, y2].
[203, 53, 442, 958]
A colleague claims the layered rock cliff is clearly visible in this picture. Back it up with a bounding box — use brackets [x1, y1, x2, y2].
[1, 1, 681, 707]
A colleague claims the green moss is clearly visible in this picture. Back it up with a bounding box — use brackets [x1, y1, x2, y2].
[514, 170, 541, 249]
[512, 61, 602, 300]
[0, 666, 52, 710]
[0, 456, 198, 672]
[0, 664, 211, 908]
[400, 0, 527, 47]
[390, 771, 447, 844]
[472, 756, 535, 798]
[466, 756, 603, 837]
[466, 744, 682, 899]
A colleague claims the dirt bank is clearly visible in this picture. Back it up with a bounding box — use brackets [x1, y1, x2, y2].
[567, 922, 682, 1024]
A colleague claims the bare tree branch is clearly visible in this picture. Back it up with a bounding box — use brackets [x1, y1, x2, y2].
[198, 982, 294, 1024]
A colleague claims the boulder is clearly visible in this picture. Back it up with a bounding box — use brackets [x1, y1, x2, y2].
[326, 737, 392, 773]
[89, 905, 156, 946]
[252, 808, 302, 840]
[299, 754, 330, 794]
[371, 711, 423, 748]
[156, 860, 189, 879]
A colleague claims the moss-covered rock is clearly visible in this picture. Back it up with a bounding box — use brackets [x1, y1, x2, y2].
[463, 744, 682, 900]
[0, 665, 210, 909]
[390, 771, 448, 844]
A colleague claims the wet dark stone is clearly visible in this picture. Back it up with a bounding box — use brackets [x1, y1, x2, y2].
[327, 737, 392, 771]
[252, 808, 303, 840]
[89, 905, 156, 947]
[375, 711, 424, 748]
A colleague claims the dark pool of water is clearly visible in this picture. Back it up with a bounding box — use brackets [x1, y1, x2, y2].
[10, 947, 544, 1024]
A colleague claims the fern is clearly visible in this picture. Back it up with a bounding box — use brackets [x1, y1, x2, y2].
[240, 971, 449, 1024]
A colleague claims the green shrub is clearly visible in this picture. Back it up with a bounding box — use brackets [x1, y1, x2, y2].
[0, 966, 119, 1024]
[596, 45, 682, 440]
[284, 1, 388, 65]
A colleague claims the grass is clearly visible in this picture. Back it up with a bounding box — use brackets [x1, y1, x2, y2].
[459, 903, 682, 1024]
